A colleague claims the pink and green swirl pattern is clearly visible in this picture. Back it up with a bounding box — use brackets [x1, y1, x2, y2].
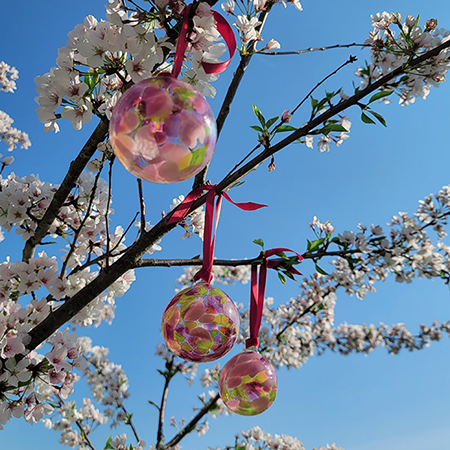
[109, 75, 216, 184]
[161, 282, 239, 363]
[219, 350, 277, 415]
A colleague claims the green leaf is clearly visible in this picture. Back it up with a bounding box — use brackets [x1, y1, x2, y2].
[105, 437, 114, 450]
[308, 238, 325, 253]
[321, 124, 348, 135]
[282, 269, 296, 281]
[147, 400, 160, 410]
[266, 116, 279, 129]
[250, 125, 264, 132]
[231, 180, 246, 189]
[277, 272, 286, 284]
[368, 90, 394, 104]
[310, 96, 318, 109]
[369, 110, 387, 127]
[275, 125, 297, 133]
[252, 104, 266, 127]
[361, 111, 376, 125]
[315, 264, 329, 275]
[124, 413, 133, 425]
[253, 238, 264, 249]
[191, 254, 201, 260]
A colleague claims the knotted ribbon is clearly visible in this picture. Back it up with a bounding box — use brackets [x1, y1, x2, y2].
[246, 248, 304, 349]
[171, 3, 236, 79]
[168, 185, 267, 283]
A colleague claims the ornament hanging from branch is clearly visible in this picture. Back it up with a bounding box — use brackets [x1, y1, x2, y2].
[109, 4, 236, 184]
[219, 248, 303, 415]
[161, 186, 267, 362]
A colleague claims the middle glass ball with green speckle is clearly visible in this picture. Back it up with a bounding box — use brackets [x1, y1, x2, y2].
[161, 282, 240, 363]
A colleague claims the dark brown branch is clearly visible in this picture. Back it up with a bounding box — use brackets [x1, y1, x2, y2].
[163, 393, 220, 449]
[135, 249, 359, 268]
[259, 42, 368, 56]
[137, 178, 146, 233]
[22, 118, 109, 262]
[23, 38, 450, 355]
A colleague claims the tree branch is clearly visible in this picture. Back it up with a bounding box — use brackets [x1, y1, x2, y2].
[163, 393, 220, 449]
[23, 38, 450, 355]
[22, 118, 109, 262]
[135, 249, 358, 268]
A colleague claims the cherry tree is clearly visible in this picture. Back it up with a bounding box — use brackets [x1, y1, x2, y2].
[1, 0, 450, 449]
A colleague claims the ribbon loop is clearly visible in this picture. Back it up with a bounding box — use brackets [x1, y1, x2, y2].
[171, 4, 236, 79]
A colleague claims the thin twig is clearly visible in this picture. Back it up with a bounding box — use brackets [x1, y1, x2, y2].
[156, 356, 175, 449]
[23, 38, 450, 355]
[121, 404, 141, 443]
[105, 158, 114, 269]
[259, 42, 368, 56]
[291, 55, 357, 116]
[163, 393, 220, 449]
[59, 154, 107, 279]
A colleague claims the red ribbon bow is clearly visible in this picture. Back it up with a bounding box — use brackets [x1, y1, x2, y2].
[168, 186, 267, 283]
[246, 248, 304, 349]
[171, 4, 236, 79]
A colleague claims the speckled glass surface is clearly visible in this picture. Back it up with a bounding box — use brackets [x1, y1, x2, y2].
[219, 350, 277, 415]
[161, 282, 240, 362]
[110, 75, 216, 184]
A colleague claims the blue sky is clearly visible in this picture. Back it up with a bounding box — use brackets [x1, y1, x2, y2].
[2, 0, 450, 449]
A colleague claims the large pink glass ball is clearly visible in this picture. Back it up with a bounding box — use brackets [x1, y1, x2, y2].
[219, 350, 277, 416]
[109, 75, 217, 184]
[161, 282, 240, 363]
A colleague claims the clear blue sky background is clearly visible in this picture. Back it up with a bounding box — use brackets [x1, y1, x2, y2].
[1, 1, 450, 449]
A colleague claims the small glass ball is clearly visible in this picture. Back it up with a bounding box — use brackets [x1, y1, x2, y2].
[109, 75, 217, 184]
[161, 282, 240, 363]
[219, 350, 277, 416]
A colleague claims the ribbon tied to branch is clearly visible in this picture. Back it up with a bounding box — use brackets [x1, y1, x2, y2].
[168, 185, 267, 283]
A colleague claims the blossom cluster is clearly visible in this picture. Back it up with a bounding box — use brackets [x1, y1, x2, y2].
[0, 110, 31, 153]
[208, 425, 344, 450]
[34, 1, 229, 133]
[357, 12, 450, 105]
[0, 328, 89, 430]
[0, 62, 18, 93]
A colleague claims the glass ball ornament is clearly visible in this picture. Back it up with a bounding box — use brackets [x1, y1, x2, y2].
[109, 75, 217, 184]
[219, 349, 277, 416]
[161, 282, 240, 363]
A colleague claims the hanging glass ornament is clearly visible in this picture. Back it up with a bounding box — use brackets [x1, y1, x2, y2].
[219, 349, 277, 416]
[109, 75, 217, 184]
[161, 281, 240, 362]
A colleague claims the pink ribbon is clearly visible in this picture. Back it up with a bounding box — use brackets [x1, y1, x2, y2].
[246, 248, 304, 349]
[171, 4, 236, 79]
[168, 186, 267, 283]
